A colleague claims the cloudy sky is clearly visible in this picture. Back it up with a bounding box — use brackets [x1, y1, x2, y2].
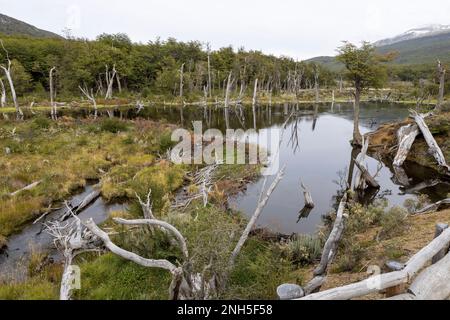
[1, 0, 450, 59]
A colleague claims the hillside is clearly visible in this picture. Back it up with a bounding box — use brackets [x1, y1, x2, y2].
[307, 27, 450, 70]
[0, 13, 61, 38]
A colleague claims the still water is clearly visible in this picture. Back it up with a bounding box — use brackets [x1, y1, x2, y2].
[18, 103, 450, 236]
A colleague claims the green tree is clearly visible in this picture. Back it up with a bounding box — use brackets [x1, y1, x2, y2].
[337, 42, 393, 145]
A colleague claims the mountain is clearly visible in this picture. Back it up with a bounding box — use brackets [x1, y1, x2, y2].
[307, 25, 450, 70]
[0, 13, 61, 38]
[374, 24, 450, 46]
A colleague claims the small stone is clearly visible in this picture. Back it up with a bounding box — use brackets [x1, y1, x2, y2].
[5, 147, 11, 155]
[276, 283, 304, 300]
[385, 261, 405, 271]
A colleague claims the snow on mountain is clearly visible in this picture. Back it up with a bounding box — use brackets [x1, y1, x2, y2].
[374, 24, 450, 47]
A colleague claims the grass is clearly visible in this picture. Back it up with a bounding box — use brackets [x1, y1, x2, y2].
[0, 117, 182, 240]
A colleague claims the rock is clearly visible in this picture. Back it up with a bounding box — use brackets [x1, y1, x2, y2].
[5, 147, 11, 155]
[385, 261, 405, 271]
[276, 283, 304, 300]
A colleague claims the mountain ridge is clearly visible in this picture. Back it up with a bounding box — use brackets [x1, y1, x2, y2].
[0, 13, 61, 39]
[307, 25, 450, 70]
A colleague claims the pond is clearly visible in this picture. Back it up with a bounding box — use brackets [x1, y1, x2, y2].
[7, 102, 450, 239]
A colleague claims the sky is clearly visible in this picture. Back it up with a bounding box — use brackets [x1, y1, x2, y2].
[1, 0, 450, 60]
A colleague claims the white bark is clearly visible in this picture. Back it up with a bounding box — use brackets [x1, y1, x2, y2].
[105, 64, 117, 99]
[49, 67, 57, 119]
[0, 78, 5, 107]
[300, 182, 314, 209]
[408, 252, 450, 300]
[84, 218, 177, 272]
[411, 110, 449, 170]
[354, 158, 380, 189]
[229, 167, 285, 267]
[313, 193, 348, 276]
[79, 85, 97, 118]
[414, 198, 450, 215]
[354, 136, 369, 190]
[436, 60, 446, 112]
[9, 180, 42, 197]
[179, 63, 185, 98]
[224, 71, 232, 108]
[393, 124, 419, 167]
[0, 40, 20, 116]
[301, 226, 450, 300]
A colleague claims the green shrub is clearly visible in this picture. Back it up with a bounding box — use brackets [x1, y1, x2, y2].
[286, 234, 322, 266]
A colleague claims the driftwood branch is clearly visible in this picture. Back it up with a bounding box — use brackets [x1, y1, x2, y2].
[9, 180, 42, 197]
[313, 193, 348, 276]
[229, 167, 285, 268]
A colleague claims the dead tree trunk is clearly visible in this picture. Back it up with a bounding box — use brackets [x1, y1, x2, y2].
[301, 182, 314, 208]
[224, 71, 232, 108]
[352, 87, 363, 146]
[0, 78, 5, 107]
[79, 85, 98, 118]
[49, 67, 57, 120]
[229, 167, 285, 268]
[104, 64, 117, 100]
[314, 66, 320, 103]
[393, 124, 419, 167]
[179, 63, 185, 98]
[313, 193, 348, 276]
[207, 48, 212, 98]
[0, 40, 21, 118]
[435, 60, 446, 112]
[411, 110, 449, 170]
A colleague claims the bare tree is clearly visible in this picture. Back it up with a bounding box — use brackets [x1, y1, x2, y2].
[179, 63, 185, 98]
[0, 39, 22, 118]
[79, 84, 98, 118]
[314, 65, 320, 103]
[49, 67, 57, 120]
[224, 71, 233, 108]
[105, 64, 117, 99]
[436, 60, 446, 112]
[0, 77, 5, 107]
[207, 44, 212, 98]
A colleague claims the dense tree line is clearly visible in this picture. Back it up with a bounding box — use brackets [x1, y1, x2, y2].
[0, 33, 336, 100]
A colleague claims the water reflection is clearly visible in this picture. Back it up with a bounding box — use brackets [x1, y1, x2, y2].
[18, 102, 450, 234]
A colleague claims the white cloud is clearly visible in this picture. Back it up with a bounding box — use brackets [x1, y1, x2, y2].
[1, 0, 450, 60]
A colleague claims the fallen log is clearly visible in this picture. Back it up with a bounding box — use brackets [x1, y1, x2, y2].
[353, 159, 380, 189]
[408, 251, 450, 300]
[402, 179, 441, 194]
[411, 110, 449, 171]
[414, 198, 450, 215]
[60, 187, 101, 221]
[9, 180, 42, 197]
[393, 124, 419, 167]
[313, 193, 348, 276]
[300, 225, 450, 300]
